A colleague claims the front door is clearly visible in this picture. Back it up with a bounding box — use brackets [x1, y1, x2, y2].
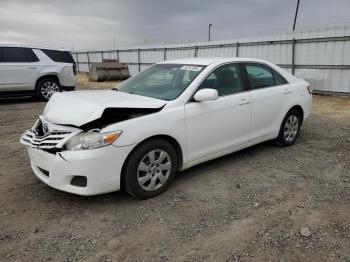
[185, 63, 251, 162]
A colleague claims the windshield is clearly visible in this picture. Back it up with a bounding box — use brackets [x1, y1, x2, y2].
[117, 64, 205, 100]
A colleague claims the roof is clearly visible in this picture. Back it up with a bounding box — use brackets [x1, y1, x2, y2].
[0, 43, 69, 51]
[159, 57, 270, 66]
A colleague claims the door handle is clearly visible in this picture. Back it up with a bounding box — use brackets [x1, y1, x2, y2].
[238, 98, 250, 106]
[28, 67, 37, 70]
[283, 90, 291, 95]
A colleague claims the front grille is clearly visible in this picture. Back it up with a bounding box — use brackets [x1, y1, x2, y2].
[20, 129, 72, 149]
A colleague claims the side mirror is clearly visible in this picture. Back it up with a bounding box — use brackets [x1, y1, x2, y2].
[194, 88, 218, 102]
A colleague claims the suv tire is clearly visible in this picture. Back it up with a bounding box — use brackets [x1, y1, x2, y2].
[35, 78, 61, 101]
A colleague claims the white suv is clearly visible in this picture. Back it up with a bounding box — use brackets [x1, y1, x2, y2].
[0, 45, 76, 100]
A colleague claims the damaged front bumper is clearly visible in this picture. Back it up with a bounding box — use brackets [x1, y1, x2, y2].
[20, 118, 135, 196]
[25, 145, 134, 196]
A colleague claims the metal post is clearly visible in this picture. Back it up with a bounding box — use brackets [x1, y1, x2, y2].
[87, 52, 91, 74]
[116, 50, 119, 62]
[163, 47, 167, 61]
[137, 49, 141, 72]
[235, 42, 239, 57]
[194, 46, 198, 57]
[75, 53, 80, 72]
[101, 51, 104, 62]
[292, 38, 296, 75]
[293, 0, 300, 31]
[208, 24, 212, 41]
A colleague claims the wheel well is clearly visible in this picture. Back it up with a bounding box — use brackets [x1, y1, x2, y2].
[129, 135, 183, 170]
[120, 135, 184, 188]
[35, 75, 60, 88]
[290, 105, 304, 125]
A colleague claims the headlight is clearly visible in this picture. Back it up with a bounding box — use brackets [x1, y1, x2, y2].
[65, 131, 122, 151]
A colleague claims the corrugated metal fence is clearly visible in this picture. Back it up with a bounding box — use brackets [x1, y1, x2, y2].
[72, 25, 350, 94]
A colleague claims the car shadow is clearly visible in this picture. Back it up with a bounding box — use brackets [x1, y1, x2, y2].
[43, 141, 277, 205]
[0, 95, 42, 105]
[175, 141, 274, 181]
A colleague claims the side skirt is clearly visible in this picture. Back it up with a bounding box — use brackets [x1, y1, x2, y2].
[180, 134, 276, 171]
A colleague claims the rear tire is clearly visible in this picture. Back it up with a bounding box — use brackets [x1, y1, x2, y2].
[122, 139, 178, 199]
[35, 78, 61, 101]
[274, 109, 301, 147]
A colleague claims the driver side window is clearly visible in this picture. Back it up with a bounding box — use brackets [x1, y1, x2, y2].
[198, 64, 243, 96]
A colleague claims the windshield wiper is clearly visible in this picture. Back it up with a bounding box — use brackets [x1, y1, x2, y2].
[113, 88, 135, 94]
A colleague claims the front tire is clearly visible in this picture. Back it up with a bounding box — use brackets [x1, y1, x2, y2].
[35, 78, 61, 101]
[275, 109, 301, 147]
[122, 139, 178, 199]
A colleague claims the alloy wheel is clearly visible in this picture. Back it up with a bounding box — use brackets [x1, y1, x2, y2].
[41, 81, 59, 99]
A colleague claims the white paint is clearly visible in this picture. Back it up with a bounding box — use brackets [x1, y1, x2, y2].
[21, 57, 312, 196]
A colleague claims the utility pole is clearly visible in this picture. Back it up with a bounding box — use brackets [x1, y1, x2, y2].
[208, 23, 213, 41]
[292, 0, 300, 31]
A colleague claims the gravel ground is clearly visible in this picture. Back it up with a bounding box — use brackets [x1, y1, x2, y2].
[0, 79, 349, 262]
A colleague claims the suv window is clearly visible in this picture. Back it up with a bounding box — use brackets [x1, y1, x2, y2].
[41, 49, 74, 63]
[199, 64, 243, 96]
[0, 47, 39, 63]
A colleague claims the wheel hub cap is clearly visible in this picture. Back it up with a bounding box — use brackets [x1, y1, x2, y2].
[284, 115, 299, 142]
[137, 150, 172, 191]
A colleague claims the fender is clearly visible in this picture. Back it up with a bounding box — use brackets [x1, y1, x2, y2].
[102, 106, 188, 164]
[274, 86, 309, 138]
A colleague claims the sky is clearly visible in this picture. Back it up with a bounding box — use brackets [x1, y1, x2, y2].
[0, 0, 350, 51]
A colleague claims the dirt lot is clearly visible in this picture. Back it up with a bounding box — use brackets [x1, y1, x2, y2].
[0, 79, 349, 261]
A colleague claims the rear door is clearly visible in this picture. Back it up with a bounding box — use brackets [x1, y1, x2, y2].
[0, 47, 40, 91]
[242, 62, 290, 141]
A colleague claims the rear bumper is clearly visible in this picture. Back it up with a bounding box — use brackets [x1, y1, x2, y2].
[61, 85, 75, 91]
[26, 144, 135, 196]
[303, 94, 313, 122]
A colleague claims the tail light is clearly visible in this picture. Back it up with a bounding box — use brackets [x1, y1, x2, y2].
[73, 63, 77, 75]
[306, 84, 312, 95]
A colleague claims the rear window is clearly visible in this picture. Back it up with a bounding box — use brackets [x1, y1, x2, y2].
[244, 63, 289, 89]
[245, 63, 275, 89]
[41, 49, 75, 63]
[0, 47, 39, 63]
[273, 70, 288, 85]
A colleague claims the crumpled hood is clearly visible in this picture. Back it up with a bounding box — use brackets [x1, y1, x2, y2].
[44, 90, 166, 126]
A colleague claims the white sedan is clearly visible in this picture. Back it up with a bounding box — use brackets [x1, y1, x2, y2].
[20, 57, 312, 198]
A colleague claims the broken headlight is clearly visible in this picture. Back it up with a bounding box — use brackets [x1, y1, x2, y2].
[65, 131, 122, 151]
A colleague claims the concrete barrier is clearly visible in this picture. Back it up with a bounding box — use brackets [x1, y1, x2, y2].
[90, 61, 130, 81]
